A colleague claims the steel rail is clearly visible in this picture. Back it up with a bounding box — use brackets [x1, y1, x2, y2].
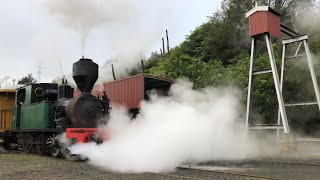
[178, 165, 285, 180]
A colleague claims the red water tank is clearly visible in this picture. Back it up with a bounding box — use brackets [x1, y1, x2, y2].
[246, 6, 281, 37]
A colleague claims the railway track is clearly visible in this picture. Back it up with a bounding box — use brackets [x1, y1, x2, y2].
[177, 165, 284, 180]
[263, 159, 320, 167]
[173, 158, 320, 180]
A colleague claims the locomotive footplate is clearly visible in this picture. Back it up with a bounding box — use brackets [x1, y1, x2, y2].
[11, 128, 66, 133]
[66, 128, 108, 144]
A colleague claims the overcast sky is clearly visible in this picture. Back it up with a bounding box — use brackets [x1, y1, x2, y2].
[0, 0, 222, 85]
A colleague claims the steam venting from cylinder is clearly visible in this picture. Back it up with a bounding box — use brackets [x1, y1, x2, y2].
[73, 58, 98, 94]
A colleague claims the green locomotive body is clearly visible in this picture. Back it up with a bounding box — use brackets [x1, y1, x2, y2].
[12, 102, 55, 129]
[12, 84, 57, 131]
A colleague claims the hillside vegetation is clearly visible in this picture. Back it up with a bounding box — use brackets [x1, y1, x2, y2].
[142, 0, 320, 135]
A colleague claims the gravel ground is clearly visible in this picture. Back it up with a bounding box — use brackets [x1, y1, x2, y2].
[199, 156, 320, 180]
[0, 152, 251, 180]
[1, 151, 320, 180]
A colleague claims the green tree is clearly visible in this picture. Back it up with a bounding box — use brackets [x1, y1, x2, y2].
[18, 73, 37, 85]
[149, 53, 211, 89]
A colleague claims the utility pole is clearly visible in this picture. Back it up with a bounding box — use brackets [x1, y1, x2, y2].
[162, 37, 166, 56]
[111, 64, 116, 80]
[60, 60, 64, 76]
[166, 29, 170, 55]
[160, 48, 164, 60]
[141, 59, 145, 75]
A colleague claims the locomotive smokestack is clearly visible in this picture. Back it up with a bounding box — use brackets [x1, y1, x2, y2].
[72, 57, 98, 94]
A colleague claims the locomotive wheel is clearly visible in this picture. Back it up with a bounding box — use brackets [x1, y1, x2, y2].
[18, 144, 24, 151]
[50, 145, 61, 158]
[61, 148, 81, 161]
[17, 133, 24, 151]
[35, 134, 46, 155]
[23, 134, 34, 153]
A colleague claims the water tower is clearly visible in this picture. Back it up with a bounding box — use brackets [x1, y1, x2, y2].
[245, 4, 320, 150]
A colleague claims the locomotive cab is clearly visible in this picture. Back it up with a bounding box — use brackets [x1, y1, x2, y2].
[12, 83, 58, 130]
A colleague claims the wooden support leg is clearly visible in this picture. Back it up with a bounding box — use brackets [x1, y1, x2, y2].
[265, 34, 290, 133]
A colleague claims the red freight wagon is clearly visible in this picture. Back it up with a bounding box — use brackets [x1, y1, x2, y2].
[104, 74, 173, 110]
[246, 6, 280, 37]
[74, 74, 173, 111]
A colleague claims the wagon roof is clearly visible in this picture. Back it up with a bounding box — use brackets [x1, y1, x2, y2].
[105, 74, 174, 84]
[144, 74, 174, 88]
[0, 89, 15, 93]
[0, 84, 24, 93]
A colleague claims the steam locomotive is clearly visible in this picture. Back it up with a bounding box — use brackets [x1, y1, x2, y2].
[0, 57, 173, 159]
[0, 58, 110, 159]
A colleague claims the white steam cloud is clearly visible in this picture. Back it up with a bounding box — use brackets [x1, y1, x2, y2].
[0, 1, 220, 82]
[295, 1, 320, 33]
[42, 0, 170, 82]
[44, 0, 136, 56]
[39, 0, 221, 82]
[70, 80, 261, 173]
